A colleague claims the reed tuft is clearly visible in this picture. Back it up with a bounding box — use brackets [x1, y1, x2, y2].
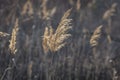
[42, 9, 72, 53]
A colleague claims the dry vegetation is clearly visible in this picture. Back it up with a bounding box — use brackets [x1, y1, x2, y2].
[0, 0, 120, 80]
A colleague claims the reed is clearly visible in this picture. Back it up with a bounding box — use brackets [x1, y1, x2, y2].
[9, 18, 19, 54]
[0, 32, 9, 38]
[42, 9, 72, 53]
[103, 3, 117, 44]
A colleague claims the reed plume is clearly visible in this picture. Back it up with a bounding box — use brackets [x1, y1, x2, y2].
[90, 25, 103, 47]
[0, 32, 9, 39]
[42, 9, 72, 53]
[103, 3, 117, 20]
[9, 18, 19, 54]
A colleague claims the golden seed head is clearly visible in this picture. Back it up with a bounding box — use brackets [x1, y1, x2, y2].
[42, 9, 72, 53]
[9, 18, 19, 54]
[90, 25, 103, 47]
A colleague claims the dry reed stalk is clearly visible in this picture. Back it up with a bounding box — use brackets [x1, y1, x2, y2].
[103, 3, 117, 44]
[90, 26, 104, 71]
[42, 9, 72, 53]
[103, 3, 117, 20]
[90, 25, 103, 47]
[21, 0, 33, 16]
[9, 18, 19, 54]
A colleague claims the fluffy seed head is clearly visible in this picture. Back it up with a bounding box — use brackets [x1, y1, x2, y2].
[90, 25, 103, 47]
[9, 18, 19, 54]
[42, 9, 72, 53]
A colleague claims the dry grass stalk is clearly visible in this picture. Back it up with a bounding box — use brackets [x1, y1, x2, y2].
[42, 9, 72, 53]
[21, 0, 33, 16]
[9, 18, 19, 54]
[90, 25, 103, 47]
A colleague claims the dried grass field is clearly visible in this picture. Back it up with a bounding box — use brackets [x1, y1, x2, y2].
[0, 0, 120, 80]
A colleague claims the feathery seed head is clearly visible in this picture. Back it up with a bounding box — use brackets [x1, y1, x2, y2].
[42, 9, 72, 53]
[90, 25, 103, 47]
[9, 18, 19, 54]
